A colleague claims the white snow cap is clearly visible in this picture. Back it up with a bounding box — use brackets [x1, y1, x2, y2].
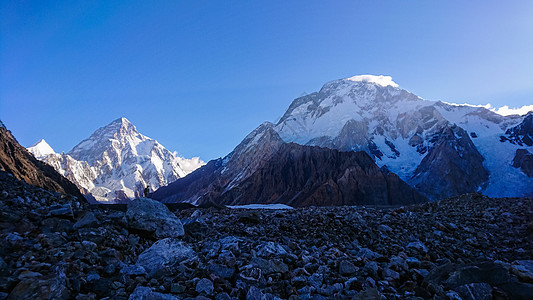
[27, 139, 55, 158]
[345, 75, 399, 87]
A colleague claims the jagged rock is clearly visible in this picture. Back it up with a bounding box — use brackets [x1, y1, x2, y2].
[126, 197, 184, 238]
[135, 238, 195, 277]
[153, 123, 427, 207]
[128, 286, 178, 300]
[7, 263, 68, 300]
[505, 112, 533, 146]
[411, 124, 489, 200]
[73, 212, 98, 229]
[513, 149, 533, 177]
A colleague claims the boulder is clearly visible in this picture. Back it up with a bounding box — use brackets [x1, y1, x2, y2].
[135, 238, 195, 278]
[126, 197, 184, 238]
[128, 286, 178, 300]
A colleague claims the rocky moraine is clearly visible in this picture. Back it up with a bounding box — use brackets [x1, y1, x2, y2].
[1, 171, 532, 299]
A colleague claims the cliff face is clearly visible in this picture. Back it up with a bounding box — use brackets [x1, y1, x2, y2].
[513, 149, 533, 178]
[152, 122, 427, 207]
[213, 143, 427, 207]
[411, 125, 489, 200]
[0, 126, 83, 199]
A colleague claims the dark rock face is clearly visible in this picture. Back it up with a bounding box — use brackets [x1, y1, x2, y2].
[152, 122, 285, 205]
[153, 123, 426, 207]
[0, 125, 83, 199]
[504, 112, 533, 146]
[411, 124, 489, 200]
[214, 143, 427, 207]
[513, 149, 533, 177]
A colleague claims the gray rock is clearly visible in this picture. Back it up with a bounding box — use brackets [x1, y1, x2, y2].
[256, 241, 288, 257]
[74, 212, 99, 229]
[511, 260, 533, 283]
[196, 278, 214, 295]
[407, 240, 428, 253]
[208, 263, 235, 279]
[120, 264, 147, 276]
[246, 286, 263, 300]
[339, 260, 357, 276]
[454, 283, 492, 300]
[126, 197, 184, 238]
[357, 248, 381, 259]
[7, 263, 68, 300]
[170, 283, 186, 293]
[250, 257, 288, 275]
[49, 203, 73, 217]
[136, 238, 196, 277]
[128, 286, 179, 300]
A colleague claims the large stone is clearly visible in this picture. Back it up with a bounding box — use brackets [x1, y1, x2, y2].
[339, 260, 357, 276]
[126, 197, 184, 238]
[511, 260, 533, 283]
[73, 211, 99, 229]
[128, 286, 179, 300]
[7, 263, 68, 300]
[135, 238, 196, 278]
[453, 283, 492, 300]
[196, 278, 214, 295]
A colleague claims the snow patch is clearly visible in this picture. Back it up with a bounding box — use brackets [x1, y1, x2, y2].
[491, 105, 533, 116]
[441, 101, 533, 117]
[345, 75, 399, 87]
[27, 139, 56, 158]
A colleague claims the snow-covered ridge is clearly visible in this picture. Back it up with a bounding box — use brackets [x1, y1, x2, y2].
[28, 117, 205, 203]
[27, 139, 56, 159]
[345, 75, 399, 87]
[442, 102, 533, 117]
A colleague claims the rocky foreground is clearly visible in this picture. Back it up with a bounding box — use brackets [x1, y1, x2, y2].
[1, 171, 533, 300]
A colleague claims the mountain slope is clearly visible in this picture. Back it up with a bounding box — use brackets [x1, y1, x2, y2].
[152, 123, 427, 206]
[29, 117, 204, 203]
[275, 75, 533, 199]
[0, 123, 83, 199]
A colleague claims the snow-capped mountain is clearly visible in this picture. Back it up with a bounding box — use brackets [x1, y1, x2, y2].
[28, 117, 205, 203]
[275, 75, 533, 199]
[27, 139, 55, 159]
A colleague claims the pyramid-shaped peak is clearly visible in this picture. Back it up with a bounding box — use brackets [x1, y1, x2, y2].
[345, 75, 399, 87]
[111, 117, 131, 125]
[27, 139, 55, 158]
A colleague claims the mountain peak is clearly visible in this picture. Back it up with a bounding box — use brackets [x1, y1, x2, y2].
[27, 139, 55, 158]
[111, 117, 131, 125]
[345, 75, 399, 87]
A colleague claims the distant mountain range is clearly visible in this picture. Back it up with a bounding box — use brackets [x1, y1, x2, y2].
[153, 75, 533, 205]
[13, 74, 533, 205]
[27, 118, 204, 203]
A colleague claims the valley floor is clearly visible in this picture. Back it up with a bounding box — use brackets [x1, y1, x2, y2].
[0, 171, 532, 299]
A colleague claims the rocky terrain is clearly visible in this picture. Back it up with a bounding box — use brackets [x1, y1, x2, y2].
[0, 126, 83, 199]
[1, 170, 532, 299]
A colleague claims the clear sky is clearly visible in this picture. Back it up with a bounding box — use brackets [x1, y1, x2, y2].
[1, 1, 532, 161]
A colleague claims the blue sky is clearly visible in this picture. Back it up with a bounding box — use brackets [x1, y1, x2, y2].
[1, 1, 532, 161]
